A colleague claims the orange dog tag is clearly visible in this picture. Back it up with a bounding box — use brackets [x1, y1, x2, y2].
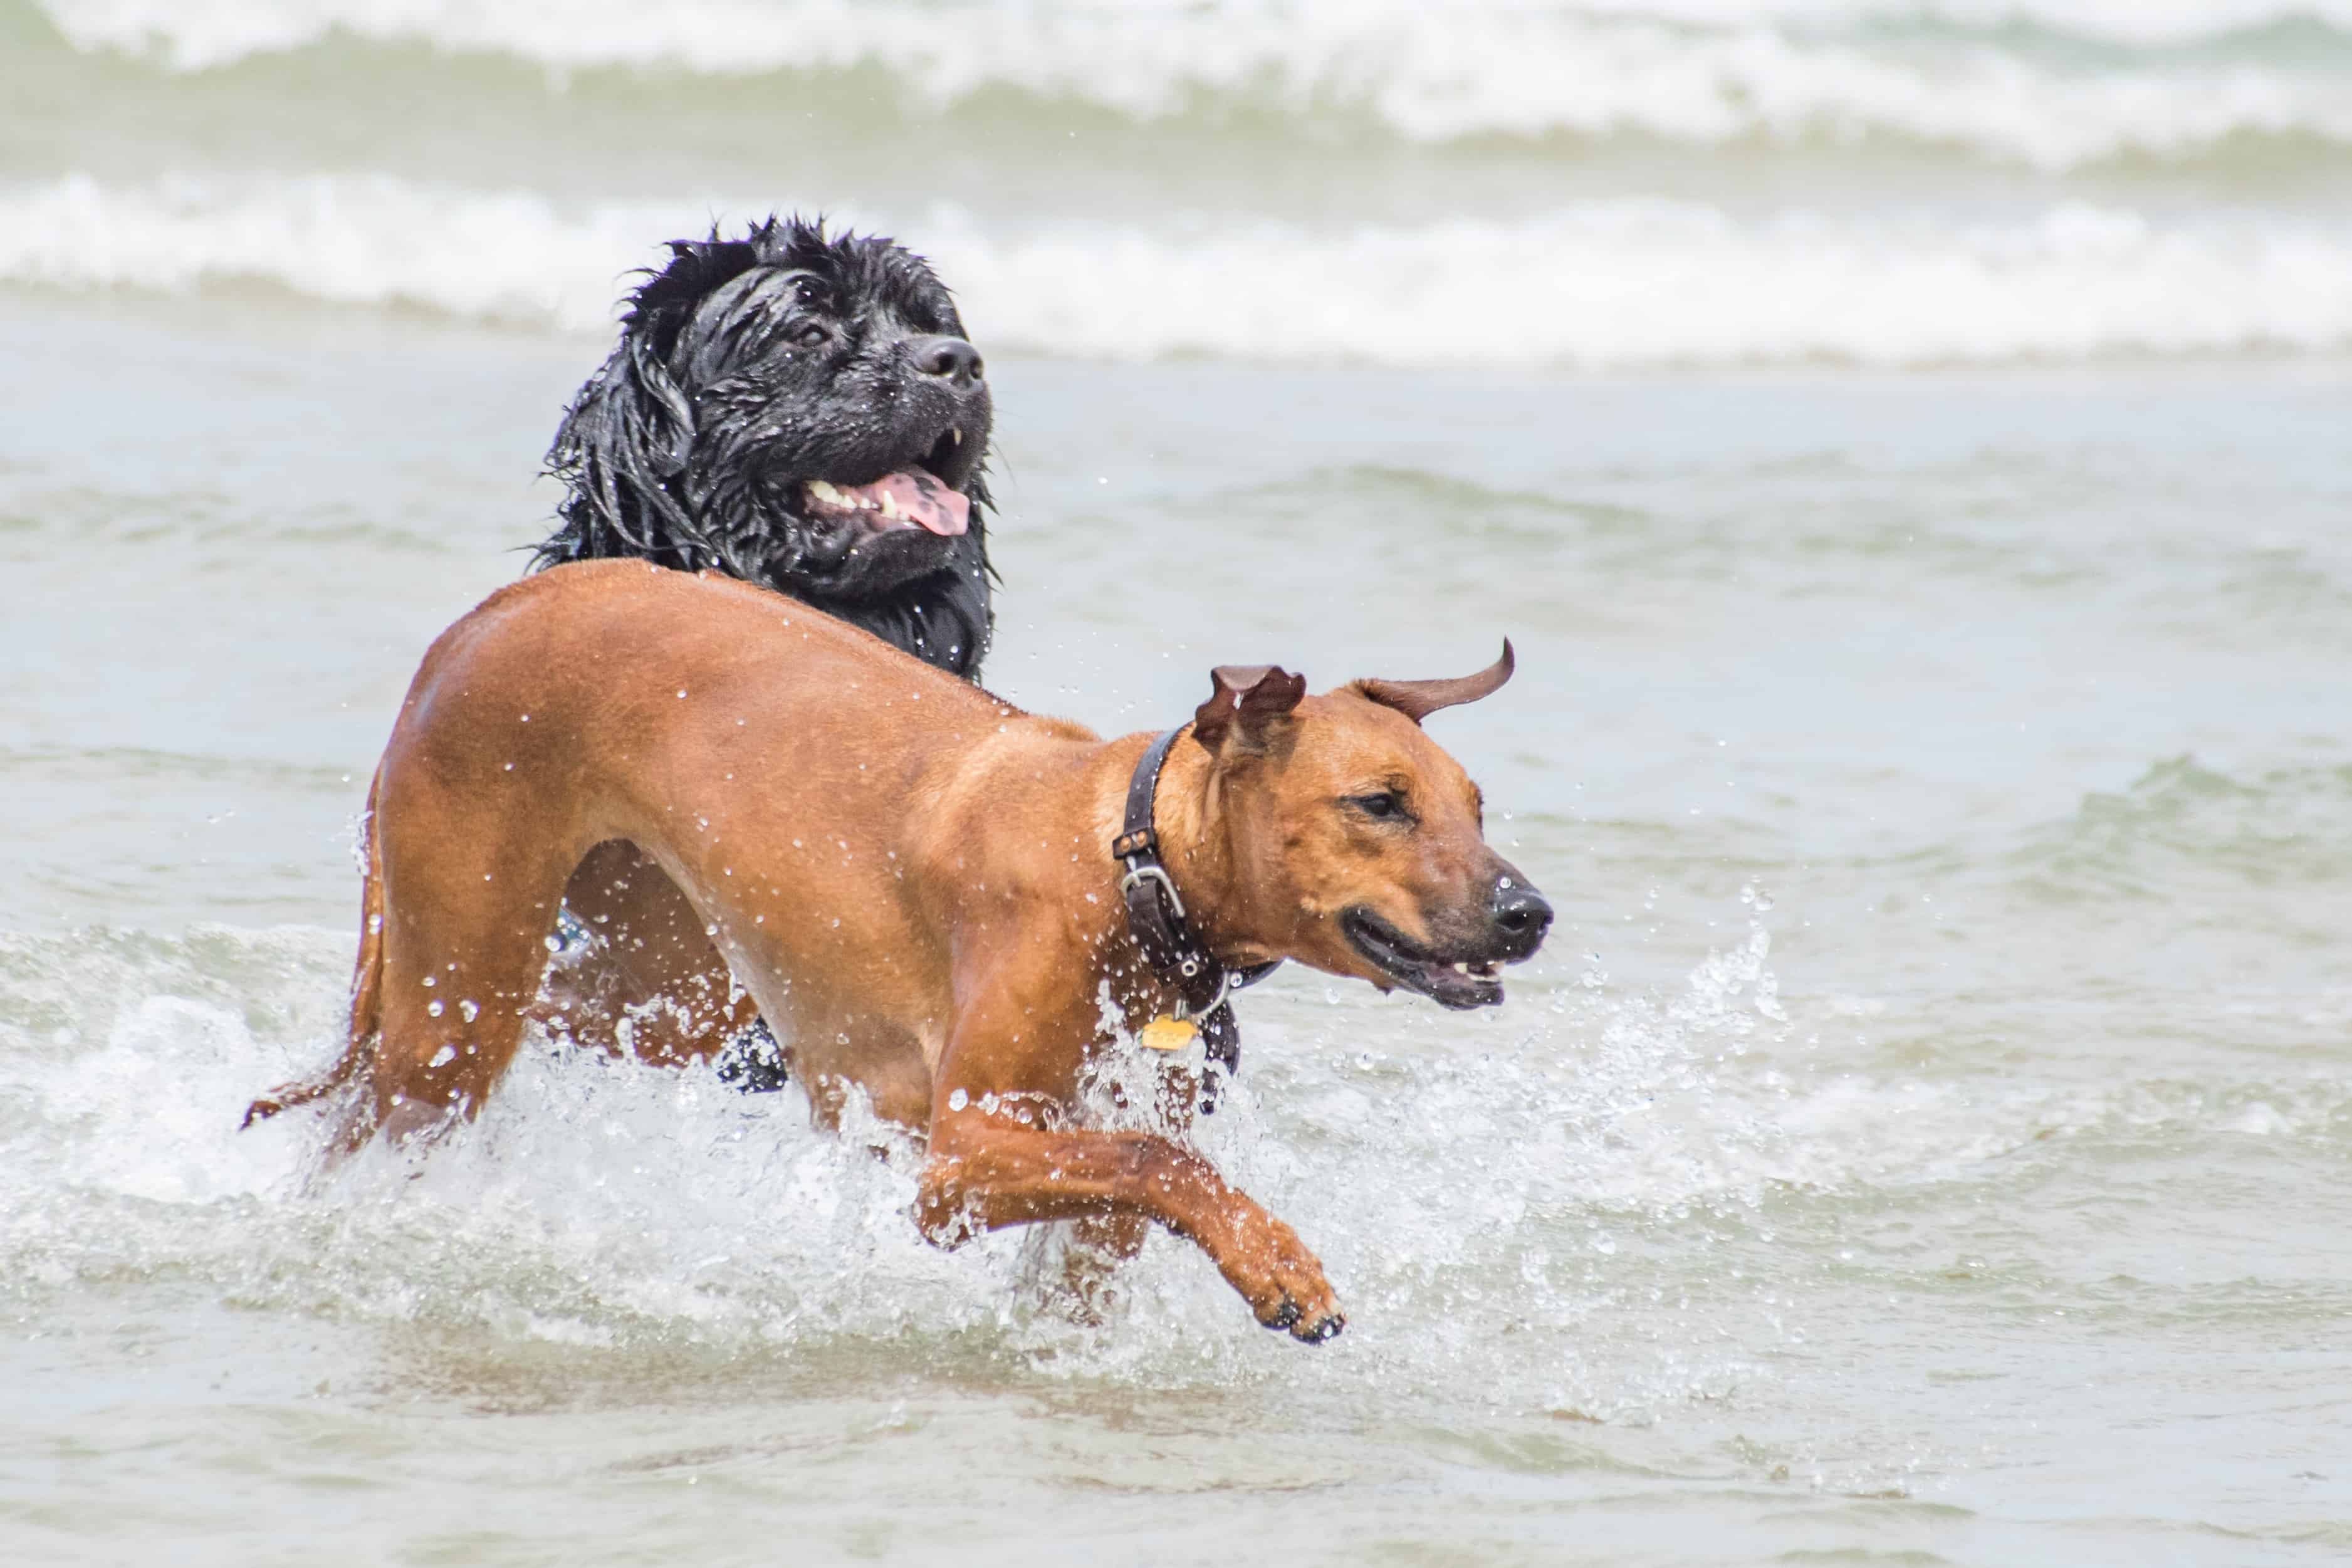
[1138, 1015, 1200, 1052]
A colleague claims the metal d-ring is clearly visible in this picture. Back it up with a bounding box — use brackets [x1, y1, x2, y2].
[1118, 860, 1186, 921]
[1196, 968, 1240, 1022]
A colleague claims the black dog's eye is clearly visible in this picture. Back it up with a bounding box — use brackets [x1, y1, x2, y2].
[790, 321, 830, 349]
[1347, 792, 1409, 823]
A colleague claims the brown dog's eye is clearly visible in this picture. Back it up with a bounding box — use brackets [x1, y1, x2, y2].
[1346, 791, 1409, 823]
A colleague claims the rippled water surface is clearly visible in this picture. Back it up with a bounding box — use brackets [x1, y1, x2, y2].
[7, 2, 2352, 1562]
[6, 294, 2349, 1564]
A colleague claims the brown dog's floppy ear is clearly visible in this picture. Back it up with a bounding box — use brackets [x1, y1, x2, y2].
[1352, 639, 1515, 725]
[1193, 664, 1309, 754]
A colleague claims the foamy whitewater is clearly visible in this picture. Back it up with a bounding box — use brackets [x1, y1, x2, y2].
[5, 4, 2352, 1565]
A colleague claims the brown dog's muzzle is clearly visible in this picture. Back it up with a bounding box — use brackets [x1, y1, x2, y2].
[1341, 864, 1552, 1011]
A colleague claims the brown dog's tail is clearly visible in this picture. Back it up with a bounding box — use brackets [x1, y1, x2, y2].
[241, 769, 387, 1130]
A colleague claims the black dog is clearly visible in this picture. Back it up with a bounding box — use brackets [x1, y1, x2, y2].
[534, 216, 996, 675]
[525, 218, 998, 1084]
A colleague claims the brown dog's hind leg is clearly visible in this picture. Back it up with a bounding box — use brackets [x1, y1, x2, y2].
[369, 932, 561, 1148]
[350, 797, 593, 1151]
[542, 840, 756, 1067]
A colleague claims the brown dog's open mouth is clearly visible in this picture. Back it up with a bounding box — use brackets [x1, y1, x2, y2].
[803, 453, 970, 538]
[1342, 909, 1506, 1010]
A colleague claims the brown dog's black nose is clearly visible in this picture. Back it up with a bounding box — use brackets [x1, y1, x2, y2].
[911, 335, 985, 385]
[1490, 877, 1552, 958]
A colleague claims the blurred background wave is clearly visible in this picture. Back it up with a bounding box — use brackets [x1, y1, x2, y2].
[8, 0, 2352, 366]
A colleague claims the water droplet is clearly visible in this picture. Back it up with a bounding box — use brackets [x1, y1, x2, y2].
[426, 1000, 444, 1018]
[429, 1045, 456, 1067]
[459, 1000, 479, 1023]
[948, 1088, 968, 1112]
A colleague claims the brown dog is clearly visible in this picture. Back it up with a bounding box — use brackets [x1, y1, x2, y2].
[246, 560, 1550, 1339]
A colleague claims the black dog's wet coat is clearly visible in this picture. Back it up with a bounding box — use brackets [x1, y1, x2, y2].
[535, 217, 996, 676]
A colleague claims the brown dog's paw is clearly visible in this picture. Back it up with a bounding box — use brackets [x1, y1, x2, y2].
[1227, 1219, 1345, 1343]
[1262, 1295, 1346, 1344]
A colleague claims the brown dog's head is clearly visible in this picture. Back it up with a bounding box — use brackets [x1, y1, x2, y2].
[1193, 642, 1550, 1009]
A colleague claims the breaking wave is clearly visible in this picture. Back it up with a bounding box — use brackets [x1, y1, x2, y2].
[31, 0, 2352, 171]
[8, 173, 2352, 367]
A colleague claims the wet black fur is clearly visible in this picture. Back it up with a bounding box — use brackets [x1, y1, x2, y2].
[534, 216, 996, 676]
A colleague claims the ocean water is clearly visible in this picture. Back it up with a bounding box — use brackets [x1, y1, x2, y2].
[4, 3, 2351, 1564]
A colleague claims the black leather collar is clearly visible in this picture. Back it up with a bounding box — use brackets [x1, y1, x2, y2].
[1112, 725, 1282, 1109]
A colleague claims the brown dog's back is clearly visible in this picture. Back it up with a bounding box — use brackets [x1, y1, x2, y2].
[253, 560, 1073, 1144]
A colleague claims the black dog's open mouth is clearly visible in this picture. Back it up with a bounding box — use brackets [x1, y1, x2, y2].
[802, 439, 971, 539]
[1342, 909, 1507, 1011]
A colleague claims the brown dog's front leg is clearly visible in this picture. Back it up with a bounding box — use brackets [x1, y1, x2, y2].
[916, 1119, 1344, 1342]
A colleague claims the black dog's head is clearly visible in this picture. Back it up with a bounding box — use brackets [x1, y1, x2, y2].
[536, 217, 995, 676]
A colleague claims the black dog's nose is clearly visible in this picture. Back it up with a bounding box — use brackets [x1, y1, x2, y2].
[1490, 877, 1553, 957]
[910, 335, 985, 385]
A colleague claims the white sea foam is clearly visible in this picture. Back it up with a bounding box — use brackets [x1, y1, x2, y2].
[8, 172, 2351, 368]
[36, 0, 2352, 170]
[0, 917, 2031, 1365]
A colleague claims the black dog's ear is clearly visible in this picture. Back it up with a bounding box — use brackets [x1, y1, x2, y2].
[1193, 665, 1307, 756]
[536, 227, 788, 572]
[628, 234, 770, 359]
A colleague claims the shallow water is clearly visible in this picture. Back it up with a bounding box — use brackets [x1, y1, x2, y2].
[7, 292, 2349, 1564]
[8, 3, 2352, 1563]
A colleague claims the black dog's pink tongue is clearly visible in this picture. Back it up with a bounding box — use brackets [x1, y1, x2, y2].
[803, 468, 970, 536]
